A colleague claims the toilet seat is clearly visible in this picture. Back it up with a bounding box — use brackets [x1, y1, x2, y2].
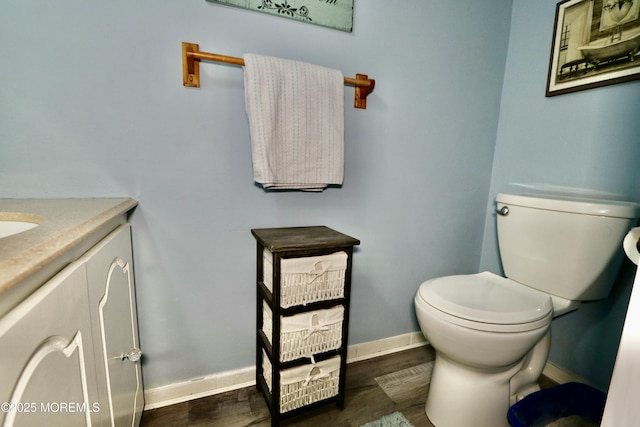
[417, 272, 552, 333]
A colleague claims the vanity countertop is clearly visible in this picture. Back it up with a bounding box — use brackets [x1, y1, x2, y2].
[0, 198, 138, 317]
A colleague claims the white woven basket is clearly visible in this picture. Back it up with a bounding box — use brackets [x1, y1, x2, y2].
[263, 303, 344, 362]
[262, 351, 341, 413]
[263, 249, 347, 308]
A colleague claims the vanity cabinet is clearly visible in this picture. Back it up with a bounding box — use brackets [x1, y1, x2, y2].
[0, 258, 99, 427]
[84, 224, 144, 427]
[251, 226, 359, 427]
[0, 224, 143, 427]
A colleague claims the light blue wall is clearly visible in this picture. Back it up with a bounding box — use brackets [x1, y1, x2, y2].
[480, 0, 640, 391]
[0, 0, 512, 388]
[6, 0, 636, 395]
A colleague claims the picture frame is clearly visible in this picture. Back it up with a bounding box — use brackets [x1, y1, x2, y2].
[206, 0, 354, 33]
[546, 0, 640, 96]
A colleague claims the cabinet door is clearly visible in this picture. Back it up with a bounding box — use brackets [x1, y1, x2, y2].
[0, 262, 99, 427]
[84, 225, 143, 427]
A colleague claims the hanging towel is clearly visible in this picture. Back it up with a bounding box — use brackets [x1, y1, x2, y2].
[243, 53, 344, 191]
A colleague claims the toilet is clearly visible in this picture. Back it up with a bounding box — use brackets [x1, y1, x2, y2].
[414, 192, 640, 427]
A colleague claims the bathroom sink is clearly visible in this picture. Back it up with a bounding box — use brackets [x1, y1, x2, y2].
[0, 215, 42, 239]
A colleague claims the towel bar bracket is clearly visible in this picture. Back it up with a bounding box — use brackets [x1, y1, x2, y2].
[182, 42, 200, 87]
[181, 42, 375, 109]
[354, 74, 375, 109]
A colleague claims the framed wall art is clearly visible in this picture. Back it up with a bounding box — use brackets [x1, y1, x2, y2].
[207, 0, 354, 32]
[546, 0, 640, 96]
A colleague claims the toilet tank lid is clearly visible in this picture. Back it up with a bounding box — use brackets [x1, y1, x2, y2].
[496, 193, 640, 219]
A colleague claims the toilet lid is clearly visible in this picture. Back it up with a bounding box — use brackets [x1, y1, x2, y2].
[417, 272, 552, 325]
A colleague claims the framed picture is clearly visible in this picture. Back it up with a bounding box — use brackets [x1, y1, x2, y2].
[546, 0, 640, 96]
[206, 0, 354, 32]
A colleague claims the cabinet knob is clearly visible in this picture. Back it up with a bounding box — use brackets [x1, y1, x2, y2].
[121, 348, 142, 363]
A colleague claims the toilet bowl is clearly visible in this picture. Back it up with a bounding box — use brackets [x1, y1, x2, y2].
[415, 272, 552, 427]
[413, 193, 640, 427]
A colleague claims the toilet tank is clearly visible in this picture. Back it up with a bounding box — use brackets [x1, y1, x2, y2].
[496, 193, 640, 301]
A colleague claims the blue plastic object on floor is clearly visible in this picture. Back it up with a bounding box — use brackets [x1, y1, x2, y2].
[507, 382, 606, 427]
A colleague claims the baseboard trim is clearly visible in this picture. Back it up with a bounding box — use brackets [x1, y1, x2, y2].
[542, 360, 588, 385]
[143, 332, 428, 410]
[143, 333, 585, 410]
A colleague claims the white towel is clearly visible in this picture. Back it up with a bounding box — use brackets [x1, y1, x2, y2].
[243, 54, 344, 191]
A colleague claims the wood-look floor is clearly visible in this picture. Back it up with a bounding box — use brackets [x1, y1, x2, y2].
[140, 345, 557, 427]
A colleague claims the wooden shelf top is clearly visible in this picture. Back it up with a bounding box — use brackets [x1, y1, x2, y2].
[251, 226, 360, 252]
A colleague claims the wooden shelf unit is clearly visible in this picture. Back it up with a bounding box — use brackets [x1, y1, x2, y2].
[251, 226, 360, 426]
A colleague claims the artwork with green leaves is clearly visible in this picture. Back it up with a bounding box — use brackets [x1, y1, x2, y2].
[207, 0, 354, 32]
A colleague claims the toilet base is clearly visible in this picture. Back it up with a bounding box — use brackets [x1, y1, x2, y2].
[426, 353, 523, 427]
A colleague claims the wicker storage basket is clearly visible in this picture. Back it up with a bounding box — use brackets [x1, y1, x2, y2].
[263, 249, 347, 308]
[262, 351, 341, 413]
[263, 303, 344, 362]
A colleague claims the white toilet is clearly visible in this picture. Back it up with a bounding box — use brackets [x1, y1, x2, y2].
[414, 192, 640, 427]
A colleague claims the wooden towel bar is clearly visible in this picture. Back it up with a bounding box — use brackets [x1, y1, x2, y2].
[182, 42, 376, 109]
